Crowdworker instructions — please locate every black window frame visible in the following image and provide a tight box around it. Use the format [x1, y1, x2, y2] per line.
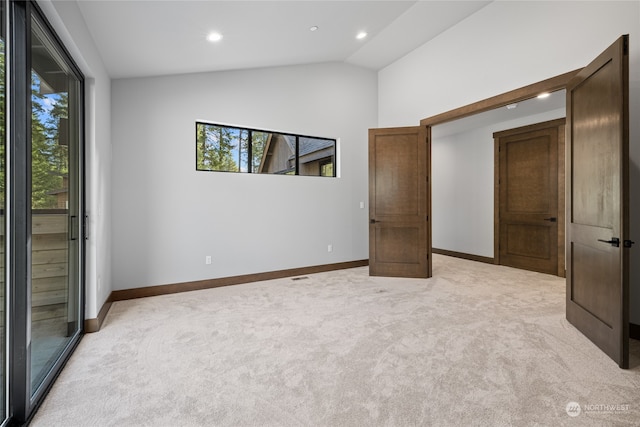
[7, 0, 86, 424]
[196, 122, 337, 177]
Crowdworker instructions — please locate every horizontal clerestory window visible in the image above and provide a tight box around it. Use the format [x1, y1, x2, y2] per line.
[196, 122, 337, 177]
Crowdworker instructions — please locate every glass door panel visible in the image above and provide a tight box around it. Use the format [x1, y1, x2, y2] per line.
[29, 13, 81, 394]
[0, 0, 6, 421]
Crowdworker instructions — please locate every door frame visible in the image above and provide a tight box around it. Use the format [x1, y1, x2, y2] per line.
[421, 69, 580, 266]
[493, 118, 566, 277]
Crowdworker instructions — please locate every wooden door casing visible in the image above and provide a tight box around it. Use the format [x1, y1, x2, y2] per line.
[369, 126, 431, 278]
[494, 119, 565, 276]
[566, 35, 629, 368]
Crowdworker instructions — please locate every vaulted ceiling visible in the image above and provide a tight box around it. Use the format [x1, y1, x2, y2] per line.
[76, 0, 492, 79]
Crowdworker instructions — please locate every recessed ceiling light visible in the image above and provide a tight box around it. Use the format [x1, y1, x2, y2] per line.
[537, 92, 550, 99]
[356, 31, 367, 40]
[506, 103, 518, 110]
[310, 26, 319, 32]
[207, 32, 223, 42]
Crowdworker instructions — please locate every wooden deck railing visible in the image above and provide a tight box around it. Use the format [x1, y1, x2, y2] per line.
[0, 212, 69, 325]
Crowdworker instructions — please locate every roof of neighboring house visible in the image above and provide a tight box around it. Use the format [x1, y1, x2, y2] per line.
[282, 135, 296, 153]
[299, 137, 334, 157]
[285, 136, 334, 161]
[260, 133, 335, 172]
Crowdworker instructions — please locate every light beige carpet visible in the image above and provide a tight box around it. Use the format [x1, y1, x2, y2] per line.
[31, 255, 640, 426]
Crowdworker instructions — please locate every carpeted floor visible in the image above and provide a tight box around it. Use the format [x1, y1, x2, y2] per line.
[31, 255, 640, 426]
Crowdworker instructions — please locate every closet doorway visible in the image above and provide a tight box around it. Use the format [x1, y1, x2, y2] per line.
[422, 35, 630, 368]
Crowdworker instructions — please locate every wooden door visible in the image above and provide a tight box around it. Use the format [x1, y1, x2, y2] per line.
[566, 35, 630, 368]
[368, 126, 431, 278]
[495, 119, 565, 276]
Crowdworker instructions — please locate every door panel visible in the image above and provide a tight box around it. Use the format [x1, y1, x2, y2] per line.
[506, 135, 553, 212]
[505, 224, 551, 258]
[571, 241, 615, 326]
[0, 1, 6, 421]
[495, 120, 562, 275]
[571, 63, 617, 228]
[372, 134, 419, 216]
[29, 11, 83, 394]
[375, 225, 421, 264]
[566, 35, 629, 368]
[369, 127, 430, 278]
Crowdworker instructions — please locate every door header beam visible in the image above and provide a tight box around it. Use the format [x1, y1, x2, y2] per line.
[420, 69, 582, 128]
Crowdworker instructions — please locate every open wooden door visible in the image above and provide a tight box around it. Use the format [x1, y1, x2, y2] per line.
[566, 35, 631, 368]
[369, 126, 431, 278]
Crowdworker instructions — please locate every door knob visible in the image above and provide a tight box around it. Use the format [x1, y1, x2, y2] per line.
[597, 237, 620, 247]
[543, 217, 557, 222]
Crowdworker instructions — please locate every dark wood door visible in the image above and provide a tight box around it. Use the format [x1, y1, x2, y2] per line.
[495, 119, 564, 275]
[566, 36, 630, 368]
[368, 126, 431, 278]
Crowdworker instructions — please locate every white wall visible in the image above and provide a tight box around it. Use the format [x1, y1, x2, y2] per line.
[432, 108, 565, 258]
[432, 126, 494, 257]
[38, 0, 112, 319]
[111, 63, 375, 290]
[379, 1, 640, 323]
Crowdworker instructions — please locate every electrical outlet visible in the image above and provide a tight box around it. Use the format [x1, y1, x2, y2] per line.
[328, 244, 333, 253]
[360, 201, 365, 209]
[205, 256, 212, 265]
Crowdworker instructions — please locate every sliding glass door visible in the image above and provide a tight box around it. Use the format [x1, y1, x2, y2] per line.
[29, 9, 82, 396]
[0, 0, 6, 423]
[2, 0, 85, 423]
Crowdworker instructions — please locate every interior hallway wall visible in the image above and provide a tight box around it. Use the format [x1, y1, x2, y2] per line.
[378, 1, 640, 324]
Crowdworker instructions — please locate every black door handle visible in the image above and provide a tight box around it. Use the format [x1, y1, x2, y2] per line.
[598, 237, 620, 247]
[370, 219, 379, 224]
[69, 216, 78, 241]
[543, 217, 557, 222]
